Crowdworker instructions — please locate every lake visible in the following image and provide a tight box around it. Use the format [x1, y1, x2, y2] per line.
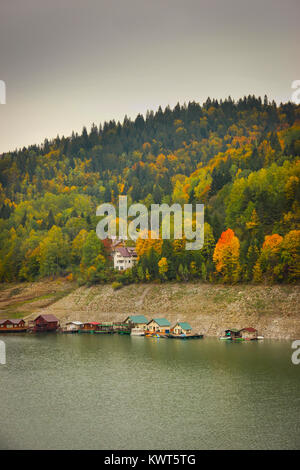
[0, 334, 299, 449]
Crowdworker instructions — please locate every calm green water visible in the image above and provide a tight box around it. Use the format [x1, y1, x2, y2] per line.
[0, 334, 299, 449]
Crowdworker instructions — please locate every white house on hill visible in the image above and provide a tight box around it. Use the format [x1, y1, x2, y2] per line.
[113, 246, 137, 271]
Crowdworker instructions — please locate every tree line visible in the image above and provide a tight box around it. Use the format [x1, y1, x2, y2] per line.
[0, 96, 299, 284]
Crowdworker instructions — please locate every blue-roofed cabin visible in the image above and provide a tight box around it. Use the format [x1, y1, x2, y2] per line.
[147, 318, 171, 334]
[171, 322, 192, 336]
[124, 315, 148, 330]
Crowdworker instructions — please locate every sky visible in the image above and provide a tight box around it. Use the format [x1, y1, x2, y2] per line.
[0, 0, 299, 153]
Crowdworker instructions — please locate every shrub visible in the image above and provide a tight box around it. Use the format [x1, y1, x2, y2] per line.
[112, 281, 122, 291]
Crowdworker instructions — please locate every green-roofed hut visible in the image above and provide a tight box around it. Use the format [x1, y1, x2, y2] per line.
[171, 321, 192, 336]
[147, 318, 171, 335]
[220, 328, 243, 341]
[225, 328, 240, 337]
[124, 315, 148, 330]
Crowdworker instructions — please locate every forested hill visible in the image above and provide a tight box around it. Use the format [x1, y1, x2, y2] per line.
[0, 96, 299, 285]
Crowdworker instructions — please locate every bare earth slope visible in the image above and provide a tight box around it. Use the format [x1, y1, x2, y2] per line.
[1, 281, 299, 339]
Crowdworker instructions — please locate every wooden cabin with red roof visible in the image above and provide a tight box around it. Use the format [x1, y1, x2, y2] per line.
[30, 314, 59, 332]
[0, 318, 26, 333]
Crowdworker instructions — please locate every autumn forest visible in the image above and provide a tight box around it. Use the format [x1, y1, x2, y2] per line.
[0, 96, 299, 286]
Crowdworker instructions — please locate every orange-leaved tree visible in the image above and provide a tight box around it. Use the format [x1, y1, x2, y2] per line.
[213, 228, 241, 283]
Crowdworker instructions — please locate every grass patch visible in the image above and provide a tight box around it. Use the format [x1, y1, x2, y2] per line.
[212, 289, 239, 304]
[0, 288, 75, 315]
[7, 289, 73, 307]
[0, 310, 32, 319]
[8, 287, 24, 297]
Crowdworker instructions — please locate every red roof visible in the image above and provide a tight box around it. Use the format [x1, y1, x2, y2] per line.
[115, 247, 137, 257]
[86, 321, 100, 325]
[241, 327, 257, 332]
[35, 314, 59, 323]
[0, 318, 25, 325]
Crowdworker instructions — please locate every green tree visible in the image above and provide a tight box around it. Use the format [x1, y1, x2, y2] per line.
[81, 231, 105, 268]
[38, 226, 70, 277]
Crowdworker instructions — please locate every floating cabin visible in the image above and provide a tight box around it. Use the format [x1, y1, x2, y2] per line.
[124, 315, 148, 331]
[239, 327, 258, 340]
[146, 318, 171, 335]
[78, 321, 100, 333]
[30, 314, 59, 333]
[113, 321, 131, 334]
[171, 322, 192, 336]
[95, 322, 114, 334]
[0, 318, 27, 333]
[62, 321, 83, 333]
[224, 328, 242, 339]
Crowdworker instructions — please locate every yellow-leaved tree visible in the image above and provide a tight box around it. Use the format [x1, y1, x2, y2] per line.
[158, 257, 168, 280]
[280, 230, 300, 281]
[135, 230, 163, 258]
[253, 233, 283, 282]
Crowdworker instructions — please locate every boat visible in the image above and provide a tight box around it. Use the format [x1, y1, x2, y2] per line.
[148, 332, 168, 338]
[257, 336, 264, 340]
[220, 328, 243, 341]
[219, 336, 244, 342]
[131, 328, 145, 336]
[168, 333, 204, 339]
[219, 336, 232, 341]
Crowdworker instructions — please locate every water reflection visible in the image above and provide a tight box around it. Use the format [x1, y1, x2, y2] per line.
[0, 334, 299, 449]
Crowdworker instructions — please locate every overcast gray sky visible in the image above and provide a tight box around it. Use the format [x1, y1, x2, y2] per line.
[0, 0, 299, 153]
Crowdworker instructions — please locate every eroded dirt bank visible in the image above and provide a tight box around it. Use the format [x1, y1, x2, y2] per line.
[1, 281, 299, 339]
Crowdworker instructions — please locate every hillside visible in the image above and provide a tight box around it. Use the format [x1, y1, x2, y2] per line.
[1, 280, 299, 339]
[0, 97, 299, 286]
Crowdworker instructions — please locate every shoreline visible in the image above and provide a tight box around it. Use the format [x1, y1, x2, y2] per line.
[1, 281, 299, 340]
